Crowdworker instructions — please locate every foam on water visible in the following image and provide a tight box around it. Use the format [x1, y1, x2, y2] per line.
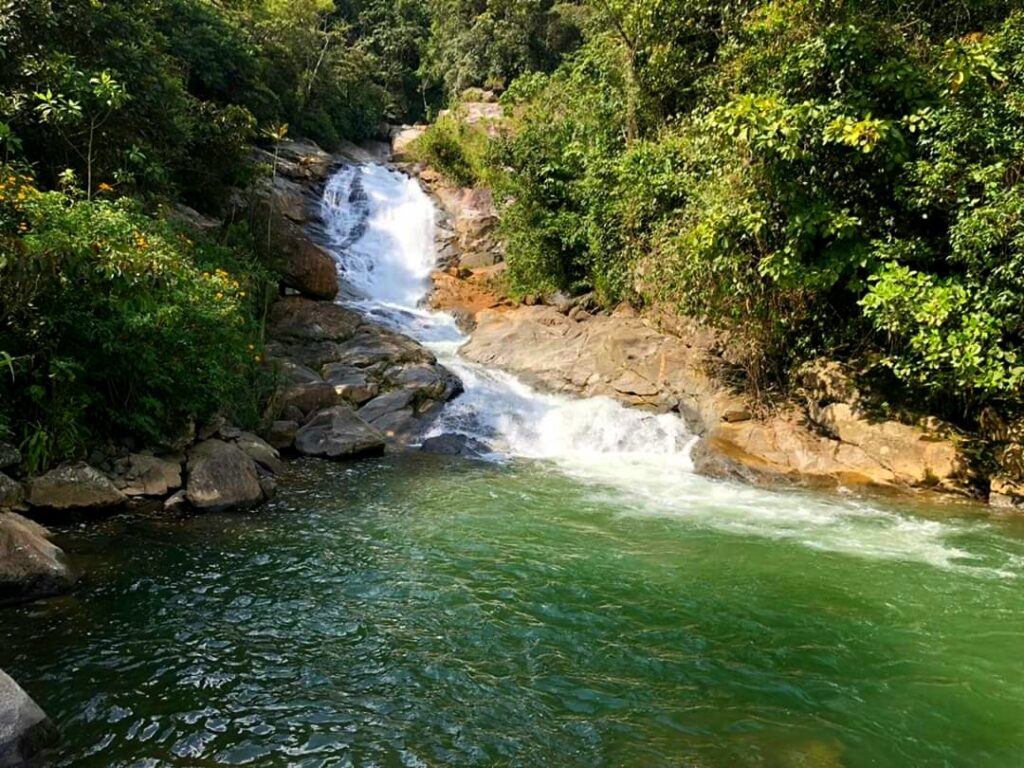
[318, 163, 1018, 577]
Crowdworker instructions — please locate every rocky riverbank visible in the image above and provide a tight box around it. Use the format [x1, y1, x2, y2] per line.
[393, 103, 1018, 507]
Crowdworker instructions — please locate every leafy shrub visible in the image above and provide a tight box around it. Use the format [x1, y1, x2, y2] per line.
[412, 114, 491, 187]
[0, 171, 268, 467]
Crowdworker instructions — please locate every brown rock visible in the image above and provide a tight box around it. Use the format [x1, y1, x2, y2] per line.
[185, 440, 265, 512]
[0, 512, 78, 606]
[119, 454, 182, 498]
[27, 463, 126, 511]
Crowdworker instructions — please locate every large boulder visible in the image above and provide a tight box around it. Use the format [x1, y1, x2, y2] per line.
[277, 228, 339, 301]
[185, 440, 265, 512]
[0, 670, 56, 768]
[0, 512, 77, 606]
[294, 406, 386, 460]
[26, 463, 126, 511]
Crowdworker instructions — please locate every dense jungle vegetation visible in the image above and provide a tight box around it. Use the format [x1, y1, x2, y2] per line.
[2, 0, 1023, 477]
[417, 0, 1024, 454]
[0, 0, 578, 470]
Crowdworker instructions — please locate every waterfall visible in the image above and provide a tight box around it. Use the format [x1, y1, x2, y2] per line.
[316, 163, 1012, 574]
[319, 163, 693, 464]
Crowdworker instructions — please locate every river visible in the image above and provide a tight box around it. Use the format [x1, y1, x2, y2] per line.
[3, 164, 1024, 767]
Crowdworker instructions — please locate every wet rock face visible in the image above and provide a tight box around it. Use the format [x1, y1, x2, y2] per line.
[0, 669, 57, 768]
[0, 512, 78, 606]
[185, 440, 266, 512]
[26, 463, 127, 511]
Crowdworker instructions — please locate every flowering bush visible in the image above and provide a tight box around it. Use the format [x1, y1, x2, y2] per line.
[0, 169, 267, 468]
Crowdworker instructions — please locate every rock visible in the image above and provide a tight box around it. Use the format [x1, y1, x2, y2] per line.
[989, 475, 1024, 509]
[420, 434, 491, 458]
[0, 512, 78, 606]
[294, 406, 386, 460]
[258, 475, 278, 500]
[722, 408, 752, 424]
[809, 402, 960, 484]
[0, 445, 19, 471]
[432, 186, 501, 269]
[0, 669, 57, 768]
[463, 304, 966, 493]
[277, 406, 302, 425]
[385, 364, 451, 401]
[276, 360, 323, 386]
[357, 390, 415, 425]
[268, 298, 361, 343]
[168, 203, 221, 234]
[264, 175, 311, 223]
[391, 124, 427, 160]
[164, 490, 188, 512]
[279, 232, 339, 301]
[0, 475, 23, 510]
[27, 463, 126, 511]
[279, 381, 343, 418]
[266, 421, 299, 451]
[234, 433, 285, 475]
[198, 414, 228, 441]
[251, 139, 334, 183]
[119, 454, 182, 498]
[185, 440, 265, 512]
[322, 365, 380, 405]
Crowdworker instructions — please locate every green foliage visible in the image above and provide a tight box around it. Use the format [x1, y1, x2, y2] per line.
[0, 170, 268, 468]
[483, 0, 1024, 421]
[411, 114, 491, 187]
[423, 0, 585, 97]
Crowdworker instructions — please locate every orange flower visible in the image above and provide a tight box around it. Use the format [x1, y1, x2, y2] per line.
[97, 182, 115, 193]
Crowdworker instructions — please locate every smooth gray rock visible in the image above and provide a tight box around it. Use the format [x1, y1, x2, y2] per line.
[0, 669, 56, 767]
[322, 365, 379, 405]
[357, 390, 415, 425]
[0, 512, 78, 606]
[294, 406, 386, 460]
[26, 463, 126, 511]
[185, 440, 265, 512]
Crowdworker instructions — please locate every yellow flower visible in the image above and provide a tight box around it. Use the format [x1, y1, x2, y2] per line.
[239, 291, 246, 298]
[97, 182, 114, 193]
[215, 292, 224, 300]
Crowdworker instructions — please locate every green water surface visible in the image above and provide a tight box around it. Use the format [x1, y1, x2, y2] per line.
[3, 455, 1024, 767]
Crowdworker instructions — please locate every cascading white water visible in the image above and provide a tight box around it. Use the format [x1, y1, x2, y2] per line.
[318, 163, 1016, 576]
[321, 163, 692, 463]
